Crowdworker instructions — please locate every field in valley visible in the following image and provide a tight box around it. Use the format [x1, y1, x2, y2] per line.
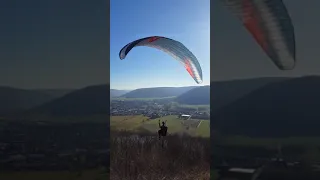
[110, 115, 210, 137]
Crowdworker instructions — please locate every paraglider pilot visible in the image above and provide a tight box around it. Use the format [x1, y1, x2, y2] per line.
[158, 120, 168, 140]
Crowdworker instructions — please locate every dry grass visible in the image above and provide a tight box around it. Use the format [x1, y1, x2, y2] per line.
[110, 130, 210, 180]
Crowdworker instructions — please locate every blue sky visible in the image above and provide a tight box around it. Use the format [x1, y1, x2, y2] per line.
[110, 0, 210, 90]
[2, 0, 318, 89]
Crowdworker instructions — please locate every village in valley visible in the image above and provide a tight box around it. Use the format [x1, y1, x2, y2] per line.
[110, 99, 210, 133]
[110, 99, 210, 119]
[0, 120, 109, 174]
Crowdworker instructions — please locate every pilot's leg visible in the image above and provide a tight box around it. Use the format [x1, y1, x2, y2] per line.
[158, 130, 161, 140]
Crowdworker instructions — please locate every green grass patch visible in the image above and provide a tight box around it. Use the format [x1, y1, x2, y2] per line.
[142, 115, 183, 134]
[211, 169, 219, 180]
[196, 120, 210, 137]
[112, 96, 176, 101]
[110, 115, 145, 131]
[111, 115, 210, 137]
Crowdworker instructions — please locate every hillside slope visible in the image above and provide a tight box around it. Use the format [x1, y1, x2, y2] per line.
[0, 86, 58, 115]
[121, 86, 196, 98]
[110, 89, 130, 98]
[26, 84, 109, 117]
[175, 86, 210, 105]
[212, 76, 320, 137]
[210, 77, 289, 113]
[34, 89, 75, 99]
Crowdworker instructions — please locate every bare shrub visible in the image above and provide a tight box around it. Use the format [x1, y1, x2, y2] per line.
[110, 130, 210, 180]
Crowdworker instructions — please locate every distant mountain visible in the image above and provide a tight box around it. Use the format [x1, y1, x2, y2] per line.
[210, 77, 289, 113]
[0, 86, 57, 116]
[26, 84, 109, 117]
[110, 89, 130, 98]
[34, 89, 75, 99]
[212, 76, 320, 138]
[176, 86, 210, 105]
[121, 86, 196, 98]
[159, 77, 285, 106]
[7, 76, 293, 119]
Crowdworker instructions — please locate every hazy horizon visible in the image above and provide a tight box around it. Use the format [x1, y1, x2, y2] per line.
[1, 74, 314, 90]
[111, 74, 316, 90]
[1, 73, 317, 90]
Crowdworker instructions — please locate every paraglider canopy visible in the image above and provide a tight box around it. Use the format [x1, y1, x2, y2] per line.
[119, 36, 203, 84]
[221, 0, 296, 70]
